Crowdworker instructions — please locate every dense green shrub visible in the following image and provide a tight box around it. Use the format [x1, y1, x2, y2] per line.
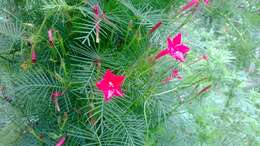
[0, 0, 259, 145]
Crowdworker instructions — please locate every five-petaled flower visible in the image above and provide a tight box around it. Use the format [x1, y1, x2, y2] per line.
[96, 70, 125, 102]
[182, 0, 209, 11]
[155, 33, 190, 62]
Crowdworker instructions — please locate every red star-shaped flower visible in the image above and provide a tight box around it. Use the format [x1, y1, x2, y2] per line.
[96, 69, 125, 102]
[182, 0, 209, 11]
[155, 33, 190, 62]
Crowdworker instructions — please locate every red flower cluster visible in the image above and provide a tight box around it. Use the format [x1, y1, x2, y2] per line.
[155, 33, 190, 83]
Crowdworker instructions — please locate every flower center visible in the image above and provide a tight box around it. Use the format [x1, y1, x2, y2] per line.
[108, 82, 114, 87]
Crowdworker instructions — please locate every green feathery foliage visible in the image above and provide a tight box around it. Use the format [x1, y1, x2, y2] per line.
[0, 0, 259, 146]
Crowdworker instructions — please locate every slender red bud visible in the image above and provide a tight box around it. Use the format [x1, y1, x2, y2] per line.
[201, 55, 209, 61]
[31, 50, 37, 63]
[48, 29, 54, 48]
[52, 91, 63, 98]
[56, 136, 66, 146]
[51, 92, 63, 112]
[161, 69, 182, 84]
[197, 85, 212, 95]
[149, 21, 162, 34]
[182, 0, 199, 11]
[93, 4, 100, 43]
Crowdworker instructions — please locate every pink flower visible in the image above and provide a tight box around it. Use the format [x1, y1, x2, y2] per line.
[155, 33, 190, 62]
[162, 69, 182, 83]
[48, 29, 54, 48]
[96, 70, 125, 102]
[31, 50, 37, 63]
[182, 0, 209, 11]
[149, 21, 162, 34]
[93, 4, 100, 43]
[56, 136, 66, 146]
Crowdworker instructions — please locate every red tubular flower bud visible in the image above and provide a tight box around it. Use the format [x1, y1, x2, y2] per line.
[51, 91, 63, 112]
[56, 136, 66, 146]
[48, 29, 54, 48]
[93, 4, 100, 43]
[201, 55, 209, 61]
[198, 85, 212, 96]
[149, 21, 162, 34]
[31, 50, 37, 63]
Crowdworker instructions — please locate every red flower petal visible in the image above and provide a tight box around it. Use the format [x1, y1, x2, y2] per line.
[111, 75, 125, 87]
[173, 51, 185, 62]
[104, 89, 114, 102]
[155, 49, 169, 60]
[103, 69, 113, 81]
[174, 44, 190, 54]
[173, 33, 182, 46]
[96, 80, 107, 90]
[167, 37, 174, 49]
[114, 88, 124, 96]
